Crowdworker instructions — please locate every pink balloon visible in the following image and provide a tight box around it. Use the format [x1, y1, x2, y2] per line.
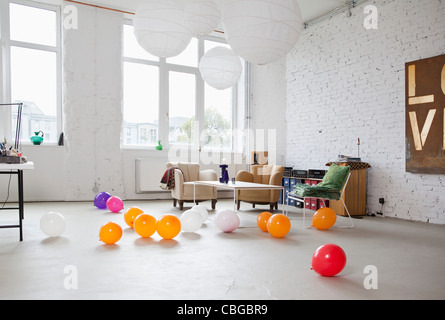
[106, 196, 124, 213]
[214, 210, 240, 233]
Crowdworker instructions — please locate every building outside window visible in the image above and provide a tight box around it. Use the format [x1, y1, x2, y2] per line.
[122, 21, 245, 152]
[0, 0, 62, 145]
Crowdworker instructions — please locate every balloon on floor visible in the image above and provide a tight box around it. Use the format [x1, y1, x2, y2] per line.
[99, 222, 123, 245]
[214, 209, 240, 233]
[311, 244, 347, 277]
[267, 214, 291, 238]
[40, 212, 66, 238]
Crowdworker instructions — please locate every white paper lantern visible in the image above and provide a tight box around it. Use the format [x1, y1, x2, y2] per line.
[134, 0, 192, 58]
[184, 0, 221, 36]
[221, 0, 303, 65]
[199, 46, 242, 90]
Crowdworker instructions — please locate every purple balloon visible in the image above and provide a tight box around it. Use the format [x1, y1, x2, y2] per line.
[94, 192, 111, 209]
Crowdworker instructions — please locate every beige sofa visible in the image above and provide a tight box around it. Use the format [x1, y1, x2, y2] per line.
[235, 165, 284, 212]
[166, 162, 218, 210]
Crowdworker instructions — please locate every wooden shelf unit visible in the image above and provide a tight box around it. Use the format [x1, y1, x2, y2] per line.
[326, 162, 371, 217]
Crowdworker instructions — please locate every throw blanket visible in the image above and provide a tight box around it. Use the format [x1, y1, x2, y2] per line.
[160, 167, 181, 191]
[292, 183, 341, 200]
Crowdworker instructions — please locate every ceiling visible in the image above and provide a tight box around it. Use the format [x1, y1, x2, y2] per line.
[37, 0, 350, 23]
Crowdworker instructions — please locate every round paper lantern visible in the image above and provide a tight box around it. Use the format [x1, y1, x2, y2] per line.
[184, 0, 220, 36]
[221, 0, 303, 65]
[199, 46, 242, 90]
[134, 0, 192, 58]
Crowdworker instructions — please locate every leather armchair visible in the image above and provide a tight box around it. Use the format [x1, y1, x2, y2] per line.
[166, 162, 218, 210]
[236, 165, 284, 212]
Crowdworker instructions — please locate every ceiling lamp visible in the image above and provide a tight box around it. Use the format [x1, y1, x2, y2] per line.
[184, 0, 221, 36]
[221, 0, 303, 65]
[133, 0, 192, 58]
[199, 46, 242, 90]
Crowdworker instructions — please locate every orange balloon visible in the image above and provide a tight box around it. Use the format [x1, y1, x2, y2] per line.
[267, 214, 291, 238]
[134, 214, 157, 238]
[124, 206, 144, 228]
[257, 212, 273, 232]
[157, 215, 181, 240]
[99, 222, 123, 245]
[312, 207, 337, 230]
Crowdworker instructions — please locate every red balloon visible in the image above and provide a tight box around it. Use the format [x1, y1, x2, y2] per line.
[311, 244, 347, 277]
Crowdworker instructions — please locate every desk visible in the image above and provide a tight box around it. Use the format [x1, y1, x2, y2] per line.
[193, 181, 285, 215]
[0, 161, 34, 241]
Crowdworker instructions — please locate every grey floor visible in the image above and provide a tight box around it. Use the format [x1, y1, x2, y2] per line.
[0, 199, 444, 300]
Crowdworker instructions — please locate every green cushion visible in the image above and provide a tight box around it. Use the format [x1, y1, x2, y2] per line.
[318, 163, 350, 190]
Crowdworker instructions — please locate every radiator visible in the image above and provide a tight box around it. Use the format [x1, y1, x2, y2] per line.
[135, 158, 167, 193]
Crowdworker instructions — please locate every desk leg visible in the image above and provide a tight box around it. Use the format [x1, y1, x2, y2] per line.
[18, 170, 24, 220]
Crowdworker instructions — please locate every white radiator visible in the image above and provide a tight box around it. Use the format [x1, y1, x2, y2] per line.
[135, 158, 167, 193]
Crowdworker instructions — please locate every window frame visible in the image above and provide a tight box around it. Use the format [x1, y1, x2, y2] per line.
[122, 19, 242, 153]
[0, 0, 62, 146]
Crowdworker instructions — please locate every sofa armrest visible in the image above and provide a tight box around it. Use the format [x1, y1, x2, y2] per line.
[173, 169, 185, 196]
[236, 170, 253, 183]
[199, 169, 218, 181]
[269, 172, 283, 186]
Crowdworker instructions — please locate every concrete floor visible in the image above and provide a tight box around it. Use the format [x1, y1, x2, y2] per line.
[0, 199, 444, 300]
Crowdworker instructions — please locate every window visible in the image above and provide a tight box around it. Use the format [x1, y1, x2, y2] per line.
[122, 24, 160, 147]
[122, 21, 245, 151]
[1, 1, 62, 145]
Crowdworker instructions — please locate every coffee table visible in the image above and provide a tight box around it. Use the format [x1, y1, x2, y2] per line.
[193, 180, 285, 215]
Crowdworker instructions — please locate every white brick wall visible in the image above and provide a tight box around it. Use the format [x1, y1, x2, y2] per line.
[286, 0, 445, 223]
[63, 5, 125, 201]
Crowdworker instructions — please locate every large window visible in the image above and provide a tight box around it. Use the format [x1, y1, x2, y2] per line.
[0, 1, 61, 145]
[122, 21, 244, 151]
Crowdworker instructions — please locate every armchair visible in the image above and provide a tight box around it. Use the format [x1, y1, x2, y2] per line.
[235, 165, 284, 212]
[166, 162, 218, 210]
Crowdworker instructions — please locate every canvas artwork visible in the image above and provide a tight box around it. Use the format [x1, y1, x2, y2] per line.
[405, 54, 445, 174]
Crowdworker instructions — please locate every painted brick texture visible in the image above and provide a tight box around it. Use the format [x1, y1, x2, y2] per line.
[286, 0, 445, 223]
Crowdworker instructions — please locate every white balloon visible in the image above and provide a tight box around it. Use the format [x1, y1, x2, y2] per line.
[40, 212, 66, 237]
[192, 205, 209, 222]
[181, 209, 203, 232]
[214, 209, 240, 233]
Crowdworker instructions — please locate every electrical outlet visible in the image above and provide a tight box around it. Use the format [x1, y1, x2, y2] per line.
[379, 198, 385, 204]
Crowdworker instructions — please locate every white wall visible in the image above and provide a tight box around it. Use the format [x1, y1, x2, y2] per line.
[285, 0, 445, 223]
[1, 4, 246, 204]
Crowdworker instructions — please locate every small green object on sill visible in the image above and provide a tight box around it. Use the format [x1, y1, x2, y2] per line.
[156, 140, 163, 150]
[30, 131, 44, 146]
